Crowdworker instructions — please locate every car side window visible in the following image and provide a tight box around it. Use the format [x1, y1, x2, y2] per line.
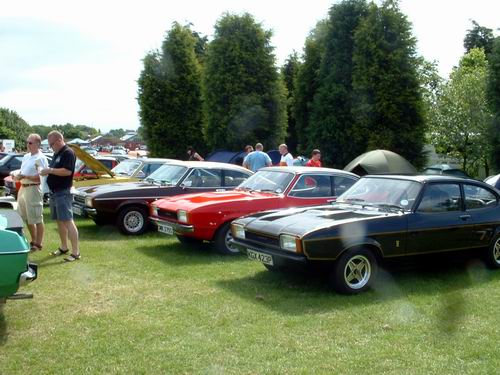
[463, 184, 497, 209]
[10, 157, 23, 169]
[417, 184, 461, 213]
[224, 170, 249, 187]
[183, 168, 222, 188]
[332, 176, 358, 196]
[289, 175, 332, 198]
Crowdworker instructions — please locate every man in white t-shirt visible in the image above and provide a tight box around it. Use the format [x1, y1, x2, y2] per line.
[279, 144, 294, 166]
[14, 133, 49, 251]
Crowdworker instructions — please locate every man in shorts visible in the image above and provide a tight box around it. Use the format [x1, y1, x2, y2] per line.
[15, 133, 48, 251]
[40, 131, 80, 262]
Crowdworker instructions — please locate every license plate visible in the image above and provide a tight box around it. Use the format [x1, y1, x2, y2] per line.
[72, 205, 83, 216]
[247, 249, 273, 266]
[158, 223, 174, 235]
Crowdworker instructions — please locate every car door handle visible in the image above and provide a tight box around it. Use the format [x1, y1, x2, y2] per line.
[460, 214, 471, 221]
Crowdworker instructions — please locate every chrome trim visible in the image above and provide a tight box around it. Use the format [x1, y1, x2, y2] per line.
[150, 217, 194, 233]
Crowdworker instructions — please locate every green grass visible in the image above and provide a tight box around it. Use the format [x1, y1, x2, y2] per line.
[2, 210, 500, 374]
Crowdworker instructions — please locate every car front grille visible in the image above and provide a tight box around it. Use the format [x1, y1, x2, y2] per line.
[245, 231, 280, 248]
[158, 209, 176, 220]
[74, 195, 85, 205]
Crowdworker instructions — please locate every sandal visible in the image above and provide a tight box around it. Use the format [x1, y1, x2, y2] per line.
[30, 243, 43, 252]
[64, 253, 81, 262]
[50, 248, 69, 256]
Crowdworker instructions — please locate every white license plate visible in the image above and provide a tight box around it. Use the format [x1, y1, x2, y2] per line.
[72, 205, 83, 216]
[247, 249, 273, 266]
[158, 223, 174, 235]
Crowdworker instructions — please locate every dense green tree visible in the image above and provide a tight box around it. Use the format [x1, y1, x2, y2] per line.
[429, 49, 493, 176]
[138, 22, 204, 158]
[488, 37, 500, 172]
[0, 108, 31, 148]
[106, 128, 127, 138]
[308, 0, 368, 167]
[352, 0, 426, 167]
[203, 13, 286, 150]
[464, 20, 495, 56]
[281, 52, 300, 154]
[294, 20, 328, 155]
[416, 57, 443, 131]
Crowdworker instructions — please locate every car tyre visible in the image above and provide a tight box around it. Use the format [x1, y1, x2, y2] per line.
[485, 234, 500, 269]
[214, 222, 240, 255]
[117, 206, 148, 235]
[330, 247, 377, 294]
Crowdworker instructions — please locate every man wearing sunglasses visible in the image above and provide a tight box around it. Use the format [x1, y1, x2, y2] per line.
[40, 131, 80, 262]
[14, 133, 49, 251]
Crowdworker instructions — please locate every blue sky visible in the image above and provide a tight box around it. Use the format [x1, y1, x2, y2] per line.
[1, 0, 498, 132]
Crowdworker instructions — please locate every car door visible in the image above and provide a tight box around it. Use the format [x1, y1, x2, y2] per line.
[407, 182, 472, 254]
[284, 174, 335, 208]
[462, 183, 500, 249]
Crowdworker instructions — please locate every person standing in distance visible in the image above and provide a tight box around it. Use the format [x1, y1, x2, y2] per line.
[40, 131, 80, 262]
[187, 146, 204, 161]
[306, 149, 322, 167]
[243, 143, 272, 172]
[279, 144, 294, 166]
[15, 133, 48, 251]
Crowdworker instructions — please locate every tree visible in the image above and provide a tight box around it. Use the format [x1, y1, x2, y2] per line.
[488, 37, 500, 171]
[308, 0, 368, 167]
[203, 13, 287, 150]
[429, 48, 493, 176]
[0, 108, 31, 148]
[294, 20, 328, 154]
[281, 52, 300, 154]
[138, 22, 204, 158]
[106, 128, 127, 138]
[352, 0, 426, 167]
[416, 57, 444, 130]
[464, 20, 495, 56]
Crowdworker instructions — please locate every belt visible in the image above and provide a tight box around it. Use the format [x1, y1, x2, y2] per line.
[21, 183, 40, 187]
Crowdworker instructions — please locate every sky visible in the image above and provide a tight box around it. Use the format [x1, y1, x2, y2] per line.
[1, 0, 499, 132]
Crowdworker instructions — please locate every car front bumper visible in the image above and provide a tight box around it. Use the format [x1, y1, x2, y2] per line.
[150, 217, 194, 234]
[231, 238, 308, 265]
[71, 203, 97, 218]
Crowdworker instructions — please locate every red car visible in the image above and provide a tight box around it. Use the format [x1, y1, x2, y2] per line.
[150, 166, 359, 254]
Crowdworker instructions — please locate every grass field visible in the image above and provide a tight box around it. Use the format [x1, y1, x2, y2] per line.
[1, 210, 500, 374]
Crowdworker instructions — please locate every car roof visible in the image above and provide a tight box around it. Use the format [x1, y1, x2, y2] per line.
[362, 174, 482, 184]
[167, 160, 252, 173]
[258, 166, 358, 178]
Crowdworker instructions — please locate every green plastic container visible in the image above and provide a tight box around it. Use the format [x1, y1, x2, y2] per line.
[0, 210, 33, 301]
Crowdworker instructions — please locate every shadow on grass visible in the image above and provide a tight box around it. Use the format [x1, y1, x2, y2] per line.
[216, 253, 500, 317]
[0, 309, 7, 346]
[135, 242, 248, 266]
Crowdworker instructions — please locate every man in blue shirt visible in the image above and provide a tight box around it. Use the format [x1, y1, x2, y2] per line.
[243, 143, 272, 172]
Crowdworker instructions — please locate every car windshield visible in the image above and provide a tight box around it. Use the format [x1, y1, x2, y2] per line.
[111, 159, 142, 176]
[146, 164, 188, 185]
[237, 170, 294, 194]
[337, 177, 422, 210]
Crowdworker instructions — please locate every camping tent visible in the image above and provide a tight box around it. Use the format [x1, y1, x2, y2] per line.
[344, 149, 417, 176]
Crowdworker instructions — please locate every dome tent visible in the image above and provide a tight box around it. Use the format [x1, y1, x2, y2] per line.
[344, 149, 417, 176]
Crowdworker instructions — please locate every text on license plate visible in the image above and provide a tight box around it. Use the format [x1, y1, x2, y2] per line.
[72, 206, 83, 216]
[247, 249, 273, 266]
[158, 223, 174, 235]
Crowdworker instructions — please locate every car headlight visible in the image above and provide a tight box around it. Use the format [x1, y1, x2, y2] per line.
[177, 210, 188, 223]
[85, 196, 94, 208]
[232, 223, 245, 240]
[280, 234, 300, 253]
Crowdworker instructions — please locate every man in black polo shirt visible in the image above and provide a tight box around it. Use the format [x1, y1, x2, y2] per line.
[40, 131, 80, 262]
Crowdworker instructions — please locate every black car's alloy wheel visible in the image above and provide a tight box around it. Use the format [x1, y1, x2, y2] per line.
[330, 248, 377, 294]
[214, 222, 240, 255]
[485, 234, 500, 269]
[117, 206, 148, 235]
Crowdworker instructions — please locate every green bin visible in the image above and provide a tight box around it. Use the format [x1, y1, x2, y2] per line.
[0, 210, 37, 303]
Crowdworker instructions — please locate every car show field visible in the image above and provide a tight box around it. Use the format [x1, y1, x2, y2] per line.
[2, 210, 500, 374]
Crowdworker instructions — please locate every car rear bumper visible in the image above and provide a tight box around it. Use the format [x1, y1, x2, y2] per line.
[150, 217, 194, 234]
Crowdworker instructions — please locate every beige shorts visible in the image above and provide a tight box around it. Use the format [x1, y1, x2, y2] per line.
[17, 185, 44, 225]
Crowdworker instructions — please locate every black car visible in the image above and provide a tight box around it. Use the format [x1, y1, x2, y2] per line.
[0, 153, 24, 187]
[72, 161, 253, 235]
[231, 175, 500, 294]
[423, 164, 472, 179]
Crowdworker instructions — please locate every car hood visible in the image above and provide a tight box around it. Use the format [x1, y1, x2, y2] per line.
[68, 144, 114, 177]
[242, 204, 404, 238]
[155, 189, 279, 211]
[77, 181, 169, 196]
